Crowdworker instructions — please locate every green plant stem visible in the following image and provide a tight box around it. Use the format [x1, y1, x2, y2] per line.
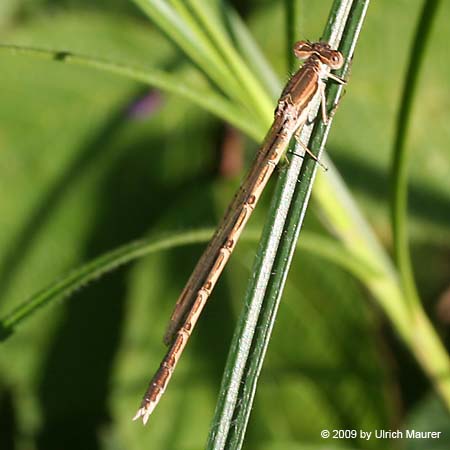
[316, 158, 450, 410]
[130, 0, 244, 105]
[0, 229, 369, 340]
[314, 0, 450, 410]
[412, 303, 450, 404]
[130, 0, 266, 130]
[182, 0, 274, 120]
[0, 230, 210, 335]
[0, 43, 261, 140]
[390, 0, 441, 308]
[207, 1, 362, 449]
[222, 6, 281, 100]
[167, 0, 267, 123]
[387, 0, 450, 405]
[284, 0, 302, 73]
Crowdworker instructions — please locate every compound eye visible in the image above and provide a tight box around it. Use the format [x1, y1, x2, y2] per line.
[330, 52, 343, 69]
[293, 40, 313, 60]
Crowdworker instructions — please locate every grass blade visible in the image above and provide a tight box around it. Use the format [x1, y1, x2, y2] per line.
[0, 43, 261, 139]
[130, 0, 256, 117]
[0, 230, 212, 340]
[300, 0, 450, 411]
[182, 0, 274, 121]
[0, 227, 369, 341]
[283, 0, 302, 73]
[221, 6, 281, 100]
[206, 1, 362, 448]
[390, 0, 442, 307]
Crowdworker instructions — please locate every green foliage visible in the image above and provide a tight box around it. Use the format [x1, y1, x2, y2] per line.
[0, 1, 449, 449]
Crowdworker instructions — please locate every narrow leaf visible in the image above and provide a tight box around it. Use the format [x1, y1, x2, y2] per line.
[0, 227, 370, 341]
[0, 43, 261, 139]
[221, 6, 281, 100]
[183, 0, 274, 121]
[390, 0, 442, 306]
[130, 0, 254, 115]
[207, 1, 365, 449]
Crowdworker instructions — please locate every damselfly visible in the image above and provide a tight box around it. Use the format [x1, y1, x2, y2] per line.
[133, 40, 345, 425]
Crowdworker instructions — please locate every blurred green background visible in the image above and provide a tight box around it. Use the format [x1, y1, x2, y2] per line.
[1, 1, 449, 449]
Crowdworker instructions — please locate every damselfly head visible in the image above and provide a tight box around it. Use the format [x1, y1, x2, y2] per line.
[317, 47, 344, 69]
[293, 41, 344, 70]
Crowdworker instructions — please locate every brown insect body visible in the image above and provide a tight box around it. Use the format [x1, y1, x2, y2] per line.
[133, 41, 344, 425]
